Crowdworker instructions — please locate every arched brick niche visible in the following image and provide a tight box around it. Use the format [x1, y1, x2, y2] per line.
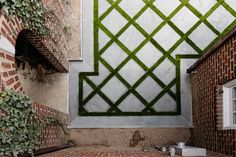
[19, 29, 69, 73]
[0, 13, 69, 114]
[0, 11, 69, 89]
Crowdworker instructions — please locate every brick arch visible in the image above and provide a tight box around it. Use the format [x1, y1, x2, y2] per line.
[17, 29, 68, 72]
[0, 12, 69, 72]
[0, 14, 22, 47]
[0, 14, 23, 92]
[0, 13, 68, 92]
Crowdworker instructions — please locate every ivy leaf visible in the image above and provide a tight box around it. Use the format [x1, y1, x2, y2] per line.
[0, 90, 61, 157]
[12, 150, 18, 157]
[0, 0, 5, 4]
[2, 6, 9, 15]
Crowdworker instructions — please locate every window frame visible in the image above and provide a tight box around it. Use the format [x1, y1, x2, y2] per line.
[223, 79, 236, 129]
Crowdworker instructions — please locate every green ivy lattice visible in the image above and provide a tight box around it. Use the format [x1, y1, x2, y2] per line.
[78, 0, 236, 116]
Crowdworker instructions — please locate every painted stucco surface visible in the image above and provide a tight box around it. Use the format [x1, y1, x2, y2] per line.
[69, 0, 236, 128]
[18, 70, 69, 114]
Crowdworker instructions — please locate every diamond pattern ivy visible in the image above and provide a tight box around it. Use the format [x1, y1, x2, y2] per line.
[79, 0, 236, 116]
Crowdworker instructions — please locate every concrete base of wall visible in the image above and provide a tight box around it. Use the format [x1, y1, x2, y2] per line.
[69, 128, 191, 148]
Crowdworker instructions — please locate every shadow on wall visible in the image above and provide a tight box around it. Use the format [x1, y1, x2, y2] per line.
[15, 30, 57, 83]
[14, 30, 69, 114]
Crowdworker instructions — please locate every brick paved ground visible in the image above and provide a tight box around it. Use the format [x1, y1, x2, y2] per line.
[38, 147, 230, 157]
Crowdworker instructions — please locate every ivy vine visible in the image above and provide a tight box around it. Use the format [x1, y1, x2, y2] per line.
[0, 0, 49, 36]
[0, 90, 60, 157]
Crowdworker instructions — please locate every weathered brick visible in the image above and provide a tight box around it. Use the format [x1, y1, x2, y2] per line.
[2, 20, 11, 34]
[6, 35, 15, 46]
[5, 54, 15, 62]
[1, 63, 12, 69]
[13, 81, 21, 90]
[1, 27, 6, 36]
[19, 87, 23, 92]
[6, 78, 14, 86]
[0, 52, 5, 58]
[9, 23, 14, 33]
[14, 76, 19, 81]
[11, 63, 16, 68]
[8, 70, 17, 76]
[31, 102, 68, 150]
[14, 17, 21, 29]
[2, 72, 8, 77]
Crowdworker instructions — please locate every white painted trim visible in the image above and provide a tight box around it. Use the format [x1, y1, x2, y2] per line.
[224, 79, 236, 87]
[222, 79, 236, 129]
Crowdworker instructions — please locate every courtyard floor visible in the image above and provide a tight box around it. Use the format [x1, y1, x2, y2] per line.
[38, 147, 230, 157]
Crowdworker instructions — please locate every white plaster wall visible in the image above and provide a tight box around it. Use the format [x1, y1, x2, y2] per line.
[18, 69, 69, 114]
[0, 36, 15, 55]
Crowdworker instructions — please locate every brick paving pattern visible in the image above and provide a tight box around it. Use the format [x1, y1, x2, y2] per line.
[38, 148, 230, 157]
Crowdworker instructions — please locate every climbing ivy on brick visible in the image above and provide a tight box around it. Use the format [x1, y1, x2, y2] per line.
[0, 0, 50, 36]
[0, 90, 60, 157]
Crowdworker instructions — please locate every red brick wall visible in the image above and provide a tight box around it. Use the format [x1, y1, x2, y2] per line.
[33, 102, 68, 149]
[215, 85, 224, 130]
[0, 14, 22, 46]
[0, 101, 68, 152]
[0, 50, 23, 92]
[191, 33, 236, 156]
